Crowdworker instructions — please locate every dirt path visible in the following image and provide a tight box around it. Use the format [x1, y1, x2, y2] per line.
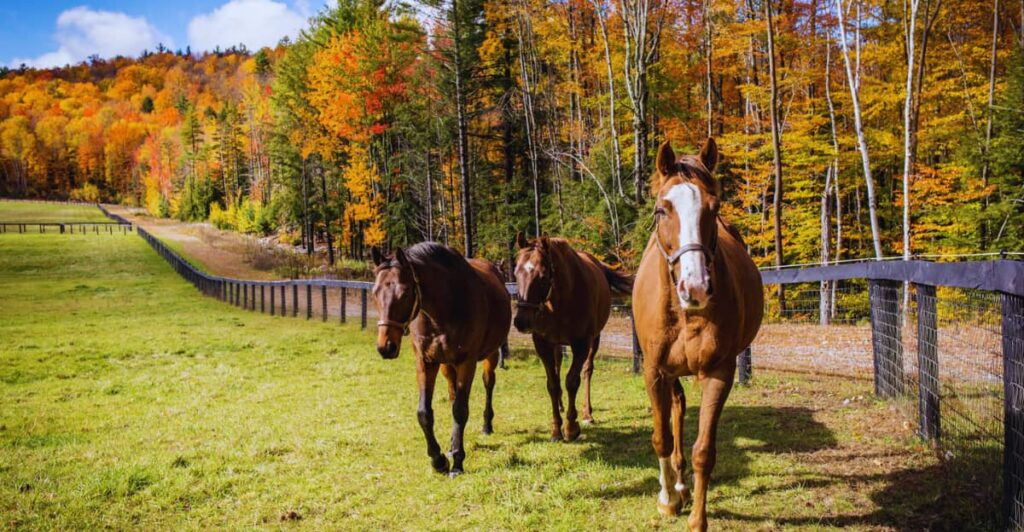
[104, 205, 279, 281]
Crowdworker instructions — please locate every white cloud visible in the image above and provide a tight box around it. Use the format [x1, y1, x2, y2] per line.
[188, 0, 306, 53]
[9, 7, 172, 68]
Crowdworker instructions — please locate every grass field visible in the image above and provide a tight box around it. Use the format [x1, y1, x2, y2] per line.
[0, 228, 1000, 530]
[0, 201, 110, 223]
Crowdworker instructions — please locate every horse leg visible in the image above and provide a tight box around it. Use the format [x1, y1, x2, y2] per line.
[481, 351, 498, 435]
[671, 378, 690, 503]
[533, 334, 563, 441]
[440, 363, 457, 402]
[688, 369, 734, 532]
[563, 338, 591, 442]
[645, 366, 681, 516]
[416, 358, 448, 474]
[581, 335, 599, 424]
[447, 359, 477, 477]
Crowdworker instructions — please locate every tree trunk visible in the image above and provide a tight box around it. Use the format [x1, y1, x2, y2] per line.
[318, 158, 335, 266]
[452, 0, 474, 257]
[591, 0, 624, 197]
[902, 0, 920, 261]
[705, 0, 715, 138]
[835, 0, 884, 259]
[766, 0, 786, 310]
[981, 0, 1000, 249]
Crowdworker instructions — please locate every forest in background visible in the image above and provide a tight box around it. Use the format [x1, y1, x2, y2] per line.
[1, 0, 1023, 271]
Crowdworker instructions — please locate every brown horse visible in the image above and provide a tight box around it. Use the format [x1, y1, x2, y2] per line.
[632, 138, 763, 531]
[371, 242, 511, 477]
[513, 234, 632, 442]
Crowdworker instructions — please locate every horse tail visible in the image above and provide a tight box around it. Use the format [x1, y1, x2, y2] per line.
[597, 261, 634, 295]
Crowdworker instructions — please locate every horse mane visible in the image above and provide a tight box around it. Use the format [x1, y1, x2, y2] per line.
[404, 241, 475, 277]
[675, 155, 721, 197]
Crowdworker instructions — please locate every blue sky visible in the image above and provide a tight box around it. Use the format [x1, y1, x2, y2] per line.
[1, 0, 328, 68]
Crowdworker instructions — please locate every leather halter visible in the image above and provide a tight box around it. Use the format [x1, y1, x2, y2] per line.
[515, 254, 555, 310]
[376, 263, 423, 335]
[653, 208, 719, 288]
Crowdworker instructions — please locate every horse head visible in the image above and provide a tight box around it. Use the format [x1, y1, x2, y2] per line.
[371, 247, 421, 359]
[512, 232, 555, 333]
[649, 138, 721, 310]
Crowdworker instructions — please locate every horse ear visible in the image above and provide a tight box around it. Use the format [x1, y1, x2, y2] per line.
[371, 247, 383, 266]
[515, 231, 530, 249]
[652, 141, 676, 197]
[394, 247, 408, 268]
[700, 137, 719, 173]
[656, 141, 676, 177]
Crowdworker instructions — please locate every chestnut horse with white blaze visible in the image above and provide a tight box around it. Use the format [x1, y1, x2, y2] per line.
[633, 138, 763, 531]
[513, 234, 633, 441]
[371, 243, 511, 477]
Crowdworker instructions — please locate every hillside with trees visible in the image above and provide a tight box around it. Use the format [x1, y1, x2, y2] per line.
[1, 0, 1022, 269]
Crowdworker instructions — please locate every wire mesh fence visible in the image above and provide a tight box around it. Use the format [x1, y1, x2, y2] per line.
[760, 278, 1017, 528]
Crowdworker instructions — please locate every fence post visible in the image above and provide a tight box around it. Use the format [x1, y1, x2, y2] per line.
[916, 284, 940, 441]
[292, 284, 298, 317]
[630, 309, 641, 375]
[361, 288, 368, 330]
[499, 341, 509, 370]
[243, 282, 248, 309]
[869, 280, 905, 398]
[270, 285, 276, 315]
[321, 285, 327, 322]
[280, 285, 286, 316]
[341, 287, 347, 323]
[306, 284, 312, 320]
[261, 285, 265, 313]
[1003, 292, 1024, 529]
[738, 347, 752, 385]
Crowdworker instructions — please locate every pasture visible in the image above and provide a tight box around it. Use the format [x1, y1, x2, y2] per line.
[0, 228, 993, 529]
[0, 200, 111, 223]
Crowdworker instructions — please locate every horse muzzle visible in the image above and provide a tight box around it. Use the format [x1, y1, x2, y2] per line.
[677, 279, 712, 309]
[377, 339, 400, 359]
[513, 312, 534, 333]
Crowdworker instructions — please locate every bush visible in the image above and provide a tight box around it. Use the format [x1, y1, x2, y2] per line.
[70, 183, 101, 203]
[207, 198, 277, 236]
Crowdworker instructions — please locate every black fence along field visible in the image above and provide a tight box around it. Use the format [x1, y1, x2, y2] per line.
[128, 226, 1024, 529]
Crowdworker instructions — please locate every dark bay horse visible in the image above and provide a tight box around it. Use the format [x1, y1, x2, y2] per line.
[513, 234, 632, 442]
[371, 242, 511, 477]
[633, 138, 763, 531]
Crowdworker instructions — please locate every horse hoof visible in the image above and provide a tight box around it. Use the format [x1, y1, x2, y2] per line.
[657, 498, 683, 517]
[448, 468, 464, 479]
[564, 423, 581, 442]
[431, 455, 450, 474]
[550, 434, 563, 443]
[581, 417, 595, 425]
[687, 514, 707, 532]
[481, 425, 493, 435]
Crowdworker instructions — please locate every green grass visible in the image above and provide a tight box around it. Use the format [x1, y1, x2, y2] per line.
[0, 200, 110, 223]
[0, 229, 999, 530]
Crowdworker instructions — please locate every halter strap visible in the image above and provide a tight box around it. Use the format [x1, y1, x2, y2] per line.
[653, 214, 719, 288]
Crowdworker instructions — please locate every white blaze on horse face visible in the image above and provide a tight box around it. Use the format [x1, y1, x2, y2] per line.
[663, 182, 710, 307]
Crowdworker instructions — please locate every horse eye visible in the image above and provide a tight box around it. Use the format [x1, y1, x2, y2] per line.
[654, 206, 666, 216]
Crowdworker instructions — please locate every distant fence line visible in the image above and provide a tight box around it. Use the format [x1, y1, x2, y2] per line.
[0, 202, 133, 234]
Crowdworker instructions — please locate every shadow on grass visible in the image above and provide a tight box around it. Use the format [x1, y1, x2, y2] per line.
[581, 402, 1002, 529]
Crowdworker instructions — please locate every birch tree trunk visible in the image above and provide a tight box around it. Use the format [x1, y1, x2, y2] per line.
[766, 0, 786, 310]
[836, 0, 884, 259]
[452, 0, 474, 257]
[981, 0, 1000, 249]
[591, 0, 624, 197]
[902, 0, 920, 262]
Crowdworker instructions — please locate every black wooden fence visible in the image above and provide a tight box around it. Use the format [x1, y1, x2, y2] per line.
[0, 203, 133, 234]
[761, 259, 1024, 530]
